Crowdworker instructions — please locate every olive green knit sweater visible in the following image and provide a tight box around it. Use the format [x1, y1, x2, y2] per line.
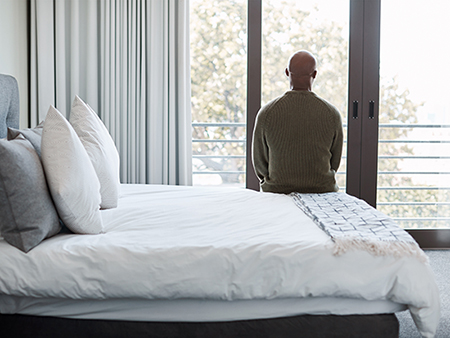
[252, 90, 343, 194]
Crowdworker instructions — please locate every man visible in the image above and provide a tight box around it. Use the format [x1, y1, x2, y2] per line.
[252, 50, 343, 194]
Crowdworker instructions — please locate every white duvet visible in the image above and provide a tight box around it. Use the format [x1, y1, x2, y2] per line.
[0, 184, 440, 337]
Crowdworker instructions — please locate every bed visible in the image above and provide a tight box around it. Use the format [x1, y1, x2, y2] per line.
[0, 98, 441, 338]
[0, 183, 441, 337]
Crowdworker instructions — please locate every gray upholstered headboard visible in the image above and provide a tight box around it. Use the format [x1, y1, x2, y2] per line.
[0, 74, 20, 138]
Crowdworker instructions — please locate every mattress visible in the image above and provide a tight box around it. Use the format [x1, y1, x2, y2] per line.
[0, 295, 406, 321]
[0, 184, 440, 337]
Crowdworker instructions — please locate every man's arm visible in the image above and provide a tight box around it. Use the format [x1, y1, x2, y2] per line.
[330, 113, 344, 171]
[252, 111, 269, 185]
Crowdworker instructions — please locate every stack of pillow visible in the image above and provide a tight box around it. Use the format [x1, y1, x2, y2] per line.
[0, 96, 120, 253]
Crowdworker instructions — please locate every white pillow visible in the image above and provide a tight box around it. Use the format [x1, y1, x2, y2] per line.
[41, 105, 104, 234]
[69, 96, 120, 209]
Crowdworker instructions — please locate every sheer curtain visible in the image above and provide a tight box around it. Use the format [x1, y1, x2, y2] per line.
[30, 0, 192, 185]
[29, 0, 99, 124]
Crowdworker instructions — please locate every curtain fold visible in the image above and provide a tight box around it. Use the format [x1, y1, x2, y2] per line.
[30, 0, 192, 185]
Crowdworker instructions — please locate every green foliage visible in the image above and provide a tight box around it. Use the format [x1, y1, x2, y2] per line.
[261, 1, 348, 116]
[190, 0, 247, 125]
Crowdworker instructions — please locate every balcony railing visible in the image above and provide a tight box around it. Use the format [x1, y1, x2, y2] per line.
[376, 123, 450, 227]
[192, 122, 247, 179]
[192, 122, 450, 228]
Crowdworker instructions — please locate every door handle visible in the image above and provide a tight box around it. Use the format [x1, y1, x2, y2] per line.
[369, 100, 375, 119]
[352, 100, 358, 119]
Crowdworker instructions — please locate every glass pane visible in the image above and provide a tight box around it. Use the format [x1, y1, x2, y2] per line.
[190, 0, 247, 187]
[261, 0, 350, 192]
[378, 0, 450, 228]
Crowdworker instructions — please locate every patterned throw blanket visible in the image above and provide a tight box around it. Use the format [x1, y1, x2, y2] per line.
[291, 192, 428, 263]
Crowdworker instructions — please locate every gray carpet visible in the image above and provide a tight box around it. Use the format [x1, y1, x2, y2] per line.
[397, 250, 449, 337]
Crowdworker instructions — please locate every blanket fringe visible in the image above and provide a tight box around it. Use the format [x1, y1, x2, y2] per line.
[333, 237, 429, 264]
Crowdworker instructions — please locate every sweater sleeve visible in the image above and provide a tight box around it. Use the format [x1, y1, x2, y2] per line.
[251, 109, 269, 185]
[330, 112, 343, 171]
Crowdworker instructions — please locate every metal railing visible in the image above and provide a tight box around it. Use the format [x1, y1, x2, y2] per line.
[375, 124, 450, 227]
[192, 122, 450, 228]
[192, 122, 247, 177]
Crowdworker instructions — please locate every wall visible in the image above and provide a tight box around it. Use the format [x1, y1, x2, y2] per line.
[0, 0, 28, 128]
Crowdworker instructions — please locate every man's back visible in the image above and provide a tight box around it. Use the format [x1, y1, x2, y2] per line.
[252, 90, 343, 194]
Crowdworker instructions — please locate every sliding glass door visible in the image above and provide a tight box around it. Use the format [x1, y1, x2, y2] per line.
[190, 0, 247, 187]
[376, 0, 450, 245]
[261, 0, 350, 192]
[191, 0, 450, 247]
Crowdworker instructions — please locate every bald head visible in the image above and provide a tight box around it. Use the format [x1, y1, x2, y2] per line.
[285, 50, 317, 91]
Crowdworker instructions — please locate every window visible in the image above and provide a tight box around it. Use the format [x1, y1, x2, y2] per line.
[190, 0, 248, 187]
[190, 0, 450, 247]
[261, 0, 350, 191]
[377, 0, 450, 230]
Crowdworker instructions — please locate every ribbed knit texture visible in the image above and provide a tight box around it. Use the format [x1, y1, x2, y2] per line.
[252, 90, 343, 194]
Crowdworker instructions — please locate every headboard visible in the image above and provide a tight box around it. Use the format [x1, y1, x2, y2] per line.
[0, 74, 20, 138]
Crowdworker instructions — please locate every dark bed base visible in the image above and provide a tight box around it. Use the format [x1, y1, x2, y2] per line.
[0, 313, 398, 338]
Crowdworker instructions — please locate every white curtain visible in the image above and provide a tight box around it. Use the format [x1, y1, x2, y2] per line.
[30, 0, 99, 123]
[30, 0, 192, 185]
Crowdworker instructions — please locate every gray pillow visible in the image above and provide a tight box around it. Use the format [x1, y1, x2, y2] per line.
[0, 134, 61, 252]
[7, 122, 44, 158]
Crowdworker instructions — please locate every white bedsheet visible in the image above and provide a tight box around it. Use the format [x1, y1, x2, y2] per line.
[0, 184, 440, 337]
